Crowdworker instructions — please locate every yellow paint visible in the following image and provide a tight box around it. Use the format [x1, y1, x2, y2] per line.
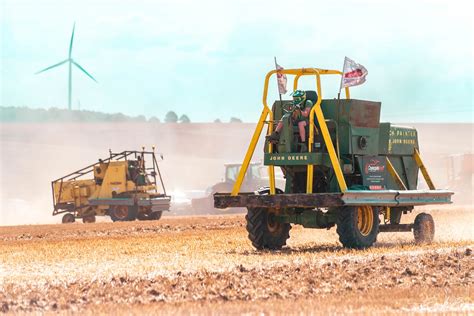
[385, 157, 407, 190]
[357, 206, 374, 236]
[385, 206, 391, 224]
[53, 179, 96, 204]
[267, 107, 276, 195]
[232, 67, 352, 195]
[92, 162, 127, 198]
[54, 159, 159, 217]
[306, 164, 314, 192]
[413, 148, 436, 190]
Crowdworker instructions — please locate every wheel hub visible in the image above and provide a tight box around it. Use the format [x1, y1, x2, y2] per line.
[114, 206, 128, 219]
[266, 208, 280, 233]
[357, 206, 374, 236]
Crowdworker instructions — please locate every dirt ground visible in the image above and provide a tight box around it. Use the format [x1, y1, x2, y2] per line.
[0, 123, 472, 314]
[1, 207, 473, 314]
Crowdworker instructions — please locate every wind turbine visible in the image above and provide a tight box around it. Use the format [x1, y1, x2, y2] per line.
[36, 23, 97, 110]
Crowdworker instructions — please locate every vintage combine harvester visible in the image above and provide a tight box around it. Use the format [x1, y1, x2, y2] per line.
[214, 67, 453, 249]
[52, 149, 170, 223]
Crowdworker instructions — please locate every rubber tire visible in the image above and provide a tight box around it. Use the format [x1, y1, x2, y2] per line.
[413, 213, 435, 244]
[82, 215, 96, 224]
[110, 205, 138, 222]
[149, 210, 163, 221]
[336, 206, 379, 249]
[62, 213, 75, 224]
[245, 207, 291, 250]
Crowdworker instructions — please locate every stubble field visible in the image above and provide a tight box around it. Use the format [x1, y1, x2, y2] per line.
[1, 207, 473, 315]
[1, 122, 472, 314]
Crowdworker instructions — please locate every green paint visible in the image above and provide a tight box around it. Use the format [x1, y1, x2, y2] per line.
[275, 209, 337, 228]
[265, 92, 422, 195]
[264, 152, 329, 166]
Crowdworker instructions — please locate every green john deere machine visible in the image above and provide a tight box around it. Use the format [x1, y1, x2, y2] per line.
[214, 67, 453, 249]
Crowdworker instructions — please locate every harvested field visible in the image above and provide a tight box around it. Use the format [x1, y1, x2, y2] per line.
[1, 208, 473, 314]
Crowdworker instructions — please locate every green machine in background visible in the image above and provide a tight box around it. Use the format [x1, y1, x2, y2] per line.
[215, 67, 453, 250]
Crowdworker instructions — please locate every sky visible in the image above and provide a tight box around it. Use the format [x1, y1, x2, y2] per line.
[1, 0, 473, 122]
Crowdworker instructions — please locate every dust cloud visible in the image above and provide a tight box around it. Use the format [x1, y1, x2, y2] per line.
[0, 122, 265, 225]
[0, 122, 472, 226]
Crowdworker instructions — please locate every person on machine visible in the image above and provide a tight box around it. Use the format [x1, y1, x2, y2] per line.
[266, 90, 313, 152]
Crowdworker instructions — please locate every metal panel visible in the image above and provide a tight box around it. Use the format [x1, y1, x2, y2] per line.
[88, 198, 134, 206]
[349, 100, 381, 128]
[388, 126, 419, 155]
[402, 155, 418, 190]
[214, 190, 453, 209]
[214, 192, 344, 209]
[342, 190, 453, 206]
[137, 197, 171, 206]
[264, 152, 328, 166]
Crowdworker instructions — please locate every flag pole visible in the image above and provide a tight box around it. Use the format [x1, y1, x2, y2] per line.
[338, 56, 346, 100]
[274, 56, 284, 105]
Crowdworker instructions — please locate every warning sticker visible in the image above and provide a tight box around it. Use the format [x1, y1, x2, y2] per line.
[361, 156, 387, 190]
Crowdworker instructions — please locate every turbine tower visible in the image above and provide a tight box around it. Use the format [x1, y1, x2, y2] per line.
[36, 23, 97, 110]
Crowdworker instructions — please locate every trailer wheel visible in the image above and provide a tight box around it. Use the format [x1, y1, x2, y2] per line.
[413, 213, 435, 244]
[82, 215, 96, 223]
[245, 207, 291, 250]
[137, 207, 152, 221]
[62, 213, 75, 224]
[149, 211, 163, 221]
[336, 206, 379, 249]
[110, 205, 137, 222]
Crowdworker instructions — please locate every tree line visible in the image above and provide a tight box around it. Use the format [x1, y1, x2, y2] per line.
[0, 107, 242, 123]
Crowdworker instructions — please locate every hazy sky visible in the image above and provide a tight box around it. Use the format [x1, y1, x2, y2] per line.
[1, 0, 473, 122]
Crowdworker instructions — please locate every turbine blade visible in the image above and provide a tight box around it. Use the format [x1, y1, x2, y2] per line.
[35, 59, 69, 74]
[72, 61, 97, 82]
[69, 22, 75, 58]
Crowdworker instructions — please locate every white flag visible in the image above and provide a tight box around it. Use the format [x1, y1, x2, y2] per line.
[275, 63, 287, 95]
[340, 57, 368, 89]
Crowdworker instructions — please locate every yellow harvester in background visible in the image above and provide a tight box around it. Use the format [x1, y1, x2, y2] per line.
[52, 149, 170, 223]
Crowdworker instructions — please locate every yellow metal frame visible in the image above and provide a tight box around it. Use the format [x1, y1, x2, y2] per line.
[231, 68, 350, 196]
[413, 148, 436, 190]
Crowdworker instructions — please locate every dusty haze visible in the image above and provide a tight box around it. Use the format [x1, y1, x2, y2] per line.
[0, 122, 472, 226]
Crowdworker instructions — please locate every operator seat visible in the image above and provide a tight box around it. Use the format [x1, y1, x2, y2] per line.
[305, 90, 318, 105]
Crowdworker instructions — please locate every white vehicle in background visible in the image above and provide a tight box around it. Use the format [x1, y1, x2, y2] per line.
[191, 162, 284, 213]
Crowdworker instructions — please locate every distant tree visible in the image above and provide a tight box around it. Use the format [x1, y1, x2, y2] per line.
[179, 114, 191, 123]
[110, 112, 127, 122]
[214, 118, 222, 123]
[133, 115, 146, 122]
[230, 117, 242, 123]
[164, 111, 178, 123]
[0, 106, 152, 123]
[149, 116, 160, 123]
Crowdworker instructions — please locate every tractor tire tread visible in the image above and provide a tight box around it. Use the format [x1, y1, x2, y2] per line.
[336, 206, 379, 249]
[245, 207, 291, 250]
[413, 212, 435, 244]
